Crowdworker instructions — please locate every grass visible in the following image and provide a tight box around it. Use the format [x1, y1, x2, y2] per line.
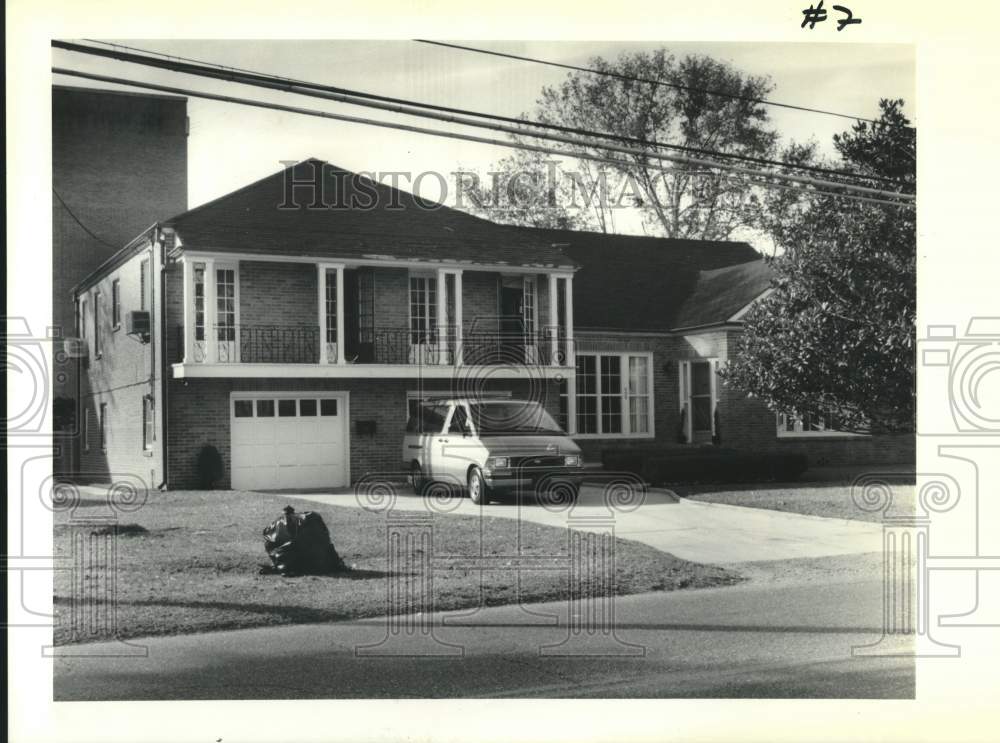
[53, 489, 740, 644]
[676, 476, 916, 522]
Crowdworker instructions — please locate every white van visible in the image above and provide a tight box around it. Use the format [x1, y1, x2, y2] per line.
[402, 397, 584, 505]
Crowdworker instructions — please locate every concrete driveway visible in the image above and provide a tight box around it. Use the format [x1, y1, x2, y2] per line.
[292, 482, 883, 564]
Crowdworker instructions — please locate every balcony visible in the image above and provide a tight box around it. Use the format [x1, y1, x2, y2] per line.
[172, 324, 568, 375]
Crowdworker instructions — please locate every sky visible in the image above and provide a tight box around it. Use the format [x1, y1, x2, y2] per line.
[52, 40, 915, 235]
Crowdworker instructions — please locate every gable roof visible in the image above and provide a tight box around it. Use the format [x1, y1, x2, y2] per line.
[164, 159, 576, 269]
[520, 227, 770, 332]
[671, 258, 774, 330]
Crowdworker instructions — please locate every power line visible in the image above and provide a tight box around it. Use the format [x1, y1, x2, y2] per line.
[52, 187, 119, 248]
[415, 40, 916, 131]
[59, 39, 911, 189]
[51, 66, 914, 210]
[50, 42, 914, 203]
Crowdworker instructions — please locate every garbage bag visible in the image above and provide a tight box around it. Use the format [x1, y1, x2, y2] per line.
[262, 506, 346, 575]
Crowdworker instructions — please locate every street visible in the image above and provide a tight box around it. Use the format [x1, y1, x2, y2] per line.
[54, 573, 912, 700]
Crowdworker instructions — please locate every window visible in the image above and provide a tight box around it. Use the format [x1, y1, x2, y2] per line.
[111, 279, 121, 329]
[523, 277, 537, 337]
[234, 400, 254, 417]
[140, 259, 149, 311]
[194, 263, 206, 343]
[142, 396, 154, 450]
[83, 408, 91, 452]
[99, 403, 108, 452]
[320, 399, 338, 416]
[447, 405, 471, 434]
[299, 399, 317, 417]
[257, 399, 275, 417]
[690, 361, 713, 434]
[93, 290, 102, 357]
[776, 411, 867, 438]
[216, 267, 236, 342]
[571, 353, 654, 436]
[324, 268, 338, 346]
[278, 399, 297, 417]
[409, 275, 437, 345]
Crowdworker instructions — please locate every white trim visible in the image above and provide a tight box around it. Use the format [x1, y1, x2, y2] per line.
[548, 273, 559, 365]
[571, 351, 655, 439]
[728, 288, 774, 322]
[173, 362, 572, 380]
[335, 266, 345, 365]
[318, 264, 328, 365]
[229, 390, 351, 487]
[204, 258, 216, 363]
[180, 249, 576, 275]
[775, 412, 870, 439]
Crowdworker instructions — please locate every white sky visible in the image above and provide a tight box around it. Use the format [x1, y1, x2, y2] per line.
[52, 40, 915, 230]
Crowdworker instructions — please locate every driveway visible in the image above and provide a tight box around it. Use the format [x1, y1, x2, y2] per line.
[292, 483, 883, 564]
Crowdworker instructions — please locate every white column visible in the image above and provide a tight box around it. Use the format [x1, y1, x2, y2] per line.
[453, 270, 463, 366]
[318, 265, 329, 365]
[548, 274, 559, 366]
[564, 274, 575, 369]
[436, 268, 448, 365]
[204, 258, 217, 364]
[336, 267, 345, 365]
[182, 258, 194, 363]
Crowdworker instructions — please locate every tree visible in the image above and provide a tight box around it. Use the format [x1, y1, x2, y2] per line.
[465, 49, 780, 239]
[722, 99, 916, 433]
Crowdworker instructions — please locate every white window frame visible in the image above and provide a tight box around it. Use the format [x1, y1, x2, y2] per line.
[111, 278, 121, 330]
[214, 263, 240, 362]
[99, 402, 108, 453]
[678, 358, 719, 444]
[408, 272, 438, 345]
[142, 395, 155, 451]
[776, 411, 869, 438]
[571, 351, 655, 439]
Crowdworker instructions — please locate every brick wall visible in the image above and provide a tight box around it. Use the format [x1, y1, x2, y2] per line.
[239, 261, 317, 328]
[166, 375, 555, 488]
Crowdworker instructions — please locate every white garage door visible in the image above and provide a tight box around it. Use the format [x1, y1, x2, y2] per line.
[230, 393, 349, 490]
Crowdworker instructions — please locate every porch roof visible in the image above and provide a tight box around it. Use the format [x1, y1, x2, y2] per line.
[164, 159, 577, 270]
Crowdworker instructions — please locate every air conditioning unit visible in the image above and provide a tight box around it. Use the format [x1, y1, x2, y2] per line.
[63, 337, 87, 358]
[127, 311, 151, 342]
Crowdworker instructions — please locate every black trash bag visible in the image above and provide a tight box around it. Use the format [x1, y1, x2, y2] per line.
[262, 506, 346, 576]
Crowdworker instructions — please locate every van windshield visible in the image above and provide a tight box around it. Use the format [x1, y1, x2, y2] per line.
[470, 401, 565, 435]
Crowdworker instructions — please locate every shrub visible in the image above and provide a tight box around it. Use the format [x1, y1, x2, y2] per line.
[196, 444, 225, 489]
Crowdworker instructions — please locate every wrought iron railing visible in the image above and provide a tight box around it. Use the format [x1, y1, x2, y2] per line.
[173, 324, 565, 366]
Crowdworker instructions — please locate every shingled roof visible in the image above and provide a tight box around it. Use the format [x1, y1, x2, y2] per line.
[520, 227, 771, 332]
[164, 159, 576, 269]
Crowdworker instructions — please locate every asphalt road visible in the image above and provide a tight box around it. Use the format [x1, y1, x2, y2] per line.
[53, 575, 913, 700]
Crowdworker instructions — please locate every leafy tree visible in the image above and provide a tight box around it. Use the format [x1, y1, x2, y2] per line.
[465, 49, 780, 239]
[723, 99, 916, 433]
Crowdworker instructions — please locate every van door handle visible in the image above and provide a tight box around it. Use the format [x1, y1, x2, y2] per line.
[438, 437, 449, 443]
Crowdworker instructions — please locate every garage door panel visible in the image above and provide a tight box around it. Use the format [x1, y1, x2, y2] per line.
[230, 395, 347, 490]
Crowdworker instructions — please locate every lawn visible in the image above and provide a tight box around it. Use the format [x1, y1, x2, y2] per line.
[53, 489, 741, 644]
[676, 477, 916, 522]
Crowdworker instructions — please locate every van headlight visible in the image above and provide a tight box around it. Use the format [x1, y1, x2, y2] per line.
[487, 456, 509, 469]
[563, 455, 581, 467]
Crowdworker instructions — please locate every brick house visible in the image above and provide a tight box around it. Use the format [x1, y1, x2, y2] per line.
[70, 159, 913, 491]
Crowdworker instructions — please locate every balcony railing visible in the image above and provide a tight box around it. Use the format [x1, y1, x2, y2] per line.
[174, 324, 565, 367]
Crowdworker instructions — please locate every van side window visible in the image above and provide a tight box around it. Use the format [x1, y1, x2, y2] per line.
[419, 404, 446, 434]
[448, 405, 470, 434]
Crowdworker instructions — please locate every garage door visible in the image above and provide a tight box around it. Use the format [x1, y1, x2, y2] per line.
[230, 393, 348, 490]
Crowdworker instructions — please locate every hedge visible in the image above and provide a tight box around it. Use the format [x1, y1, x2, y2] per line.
[602, 448, 808, 485]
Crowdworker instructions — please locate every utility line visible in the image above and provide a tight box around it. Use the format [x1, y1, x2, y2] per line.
[52, 187, 119, 248]
[52, 66, 914, 210]
[50, 43, 914, 203]
[415, 40, 916, 131]
[60, 39, 910, 189]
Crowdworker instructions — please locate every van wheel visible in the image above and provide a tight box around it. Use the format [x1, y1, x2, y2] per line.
[409, 461, 427, 495]
[468, 467, 490, 506]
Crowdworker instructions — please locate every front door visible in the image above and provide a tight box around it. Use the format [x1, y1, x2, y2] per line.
[499, 284, 525, 363]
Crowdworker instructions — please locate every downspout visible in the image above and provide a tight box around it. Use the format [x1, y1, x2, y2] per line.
[156, 225, 170, 490]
